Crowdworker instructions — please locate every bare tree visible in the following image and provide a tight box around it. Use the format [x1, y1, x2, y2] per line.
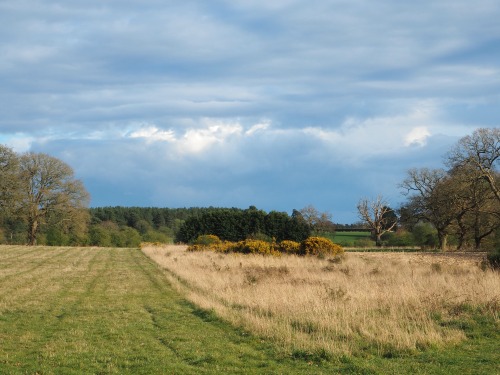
[400, 168, 457, 250]
[449, 165, 500, 249]
[299, 204, 335, 234]
[0, 145, 21, 216]
[447, 128, 500, 203]
[357, 196, 397, 246]
[17, 152, 90, 245]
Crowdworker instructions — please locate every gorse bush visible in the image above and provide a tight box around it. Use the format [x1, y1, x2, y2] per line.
[186, 235, 343, 257]
[233, 240, 280, 256]
[299, 237, 344, 256]
[278, 240, 301, 254]
[194, 234, 222, 246]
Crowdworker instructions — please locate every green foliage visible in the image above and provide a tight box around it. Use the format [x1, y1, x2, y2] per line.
[176, 207, 311, 243]
[89, 225, 112, 247]
[88, 223, 141, 247]
[141, 229, 173, 244]
[45, 227, 70, 246]
[119, 227, 142, 247]
[299, 237, 344, 256]
[412, 222, 439, 248]
[382, 229, 415, 246]
[246, 232, 273, 242]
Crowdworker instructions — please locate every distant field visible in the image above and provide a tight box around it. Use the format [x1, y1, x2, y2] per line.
[1, 245, 499, 374]
[330, 231, 374, 246]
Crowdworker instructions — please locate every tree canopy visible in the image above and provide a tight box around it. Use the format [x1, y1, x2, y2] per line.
[0, 146, 90, 245]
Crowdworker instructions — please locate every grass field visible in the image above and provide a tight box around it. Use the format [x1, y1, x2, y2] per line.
[143, 245, 500, 374]
[330, 231, 374, 247]
[0, 245, 338, 374]
[1, 245, 499, 374]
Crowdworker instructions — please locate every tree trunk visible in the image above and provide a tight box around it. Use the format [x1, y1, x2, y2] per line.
[474, 236, 481, 250]
[437, 232, 448, 251]
[28, 218, 38, 246]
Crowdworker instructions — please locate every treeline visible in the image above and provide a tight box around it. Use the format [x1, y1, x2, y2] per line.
[397, 128, 500, 251]
[354, 129, 500, 252]
[89, 206, 312, 245]
[0, 204, 317, 247]
[175, 207, 311, 243]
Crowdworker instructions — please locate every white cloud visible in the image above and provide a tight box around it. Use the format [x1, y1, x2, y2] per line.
[128, 125, 175, 142]
[245, 120, 270, 135]
[300, 102, 443, 163]
[0, 134, 34, 152]
[178, 120, 243, 154]
[405, 127, 431, 147]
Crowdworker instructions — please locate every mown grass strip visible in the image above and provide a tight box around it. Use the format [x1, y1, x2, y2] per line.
[0, 246, 351, 374]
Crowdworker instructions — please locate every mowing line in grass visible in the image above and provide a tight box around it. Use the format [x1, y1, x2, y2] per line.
[1, 246, 349, 374]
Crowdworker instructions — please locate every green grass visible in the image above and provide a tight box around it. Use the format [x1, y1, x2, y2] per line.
[1, 245, 498, 374]
[329, 231, 374, 247]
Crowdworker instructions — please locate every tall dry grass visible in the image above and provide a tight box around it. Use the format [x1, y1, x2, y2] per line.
[142, 245, 499, 357]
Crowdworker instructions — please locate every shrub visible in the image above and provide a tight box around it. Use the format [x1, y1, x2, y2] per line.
[211, 241, 234, 253]
[233, 240, 280, 256]
[299, 237, 344, 257]
[194, 234, 222, 246]
[412, 223, 439, 248]
[382, 230, 415, 247]
[246, 232, 273, 242]
[278, 240, 301, 254]
[142, 230, 173, 244]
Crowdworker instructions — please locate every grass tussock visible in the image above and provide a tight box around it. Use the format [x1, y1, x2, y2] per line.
[143, 245, 500, 357]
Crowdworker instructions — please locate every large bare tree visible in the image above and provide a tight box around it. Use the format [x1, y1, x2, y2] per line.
[447, 128, 500, 204]
[0, 145, 21, 216]
[449, 165, 500, 249]
[357, 196, 397, 246]
[16, 152, 90, 245]
[400, 168, 458, 250]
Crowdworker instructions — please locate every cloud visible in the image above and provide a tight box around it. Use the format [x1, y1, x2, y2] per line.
[0, 133, 34, 152]
[405, 127, 431, 147]
[128, 126, 175, 142]
[1, 0, 499, 222]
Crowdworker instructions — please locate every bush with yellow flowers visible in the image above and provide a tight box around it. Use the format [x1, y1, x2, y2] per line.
[233, 240, 280, 256]
[277, 240, 301, 255]
[185, 235, 342, 257]
[299, 237, 344, 257]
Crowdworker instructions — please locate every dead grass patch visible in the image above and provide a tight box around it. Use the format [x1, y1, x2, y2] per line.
[143, 245, 499, 357]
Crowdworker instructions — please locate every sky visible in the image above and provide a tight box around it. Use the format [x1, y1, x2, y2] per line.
[1, 1, 499, 223]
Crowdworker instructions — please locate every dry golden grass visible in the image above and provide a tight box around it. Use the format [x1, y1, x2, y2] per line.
[142, 245, 499, 357]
